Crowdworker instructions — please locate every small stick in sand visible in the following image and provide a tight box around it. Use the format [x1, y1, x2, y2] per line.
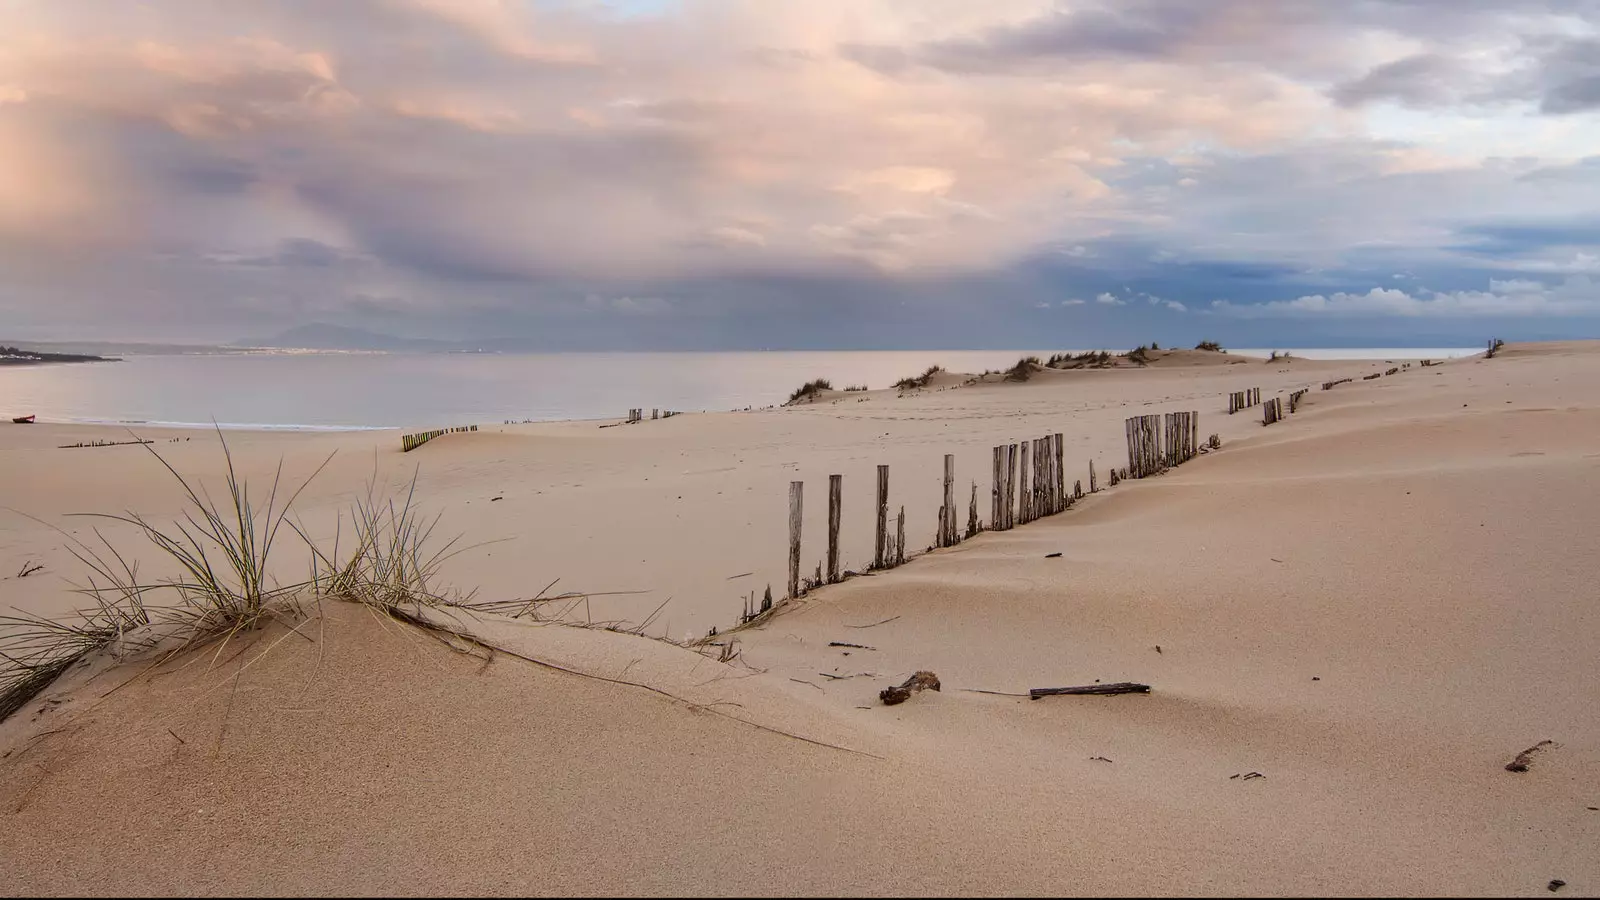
[1506, 740, 1555, 772]
[846, 615, 900, 629]
[828, 641, 875, 650]
[1029, 682, 1150, 699]
[880, 670, 941, 705]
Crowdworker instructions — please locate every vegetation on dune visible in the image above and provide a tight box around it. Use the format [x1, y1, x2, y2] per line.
[786, 378, 834, 404]
[1046, 350, 1112, 369]
[0, 433, 483, 723]
[842, 384, 868, 392]
[1195, 340, 1224, 352]
[1004, 356, 1042, 382]
[893, 365, 944, 391]
[1124, 345, 1151, 365]
[0, 431, 774, 728]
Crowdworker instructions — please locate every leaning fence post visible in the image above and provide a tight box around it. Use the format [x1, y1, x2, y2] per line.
[875, 465, 889, 569]
[788, 481, 803, 599]
[968, 481, 979, 537]
[827, 474, 842, 583]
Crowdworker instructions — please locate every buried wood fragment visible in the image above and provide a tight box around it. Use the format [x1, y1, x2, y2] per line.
[1029, 682, 1150, 700]
[1045, 552, 1063, 558]
[829, 641, 875, 650]
[1506, 739, 1556, 772]
[880, 670, 941, 705]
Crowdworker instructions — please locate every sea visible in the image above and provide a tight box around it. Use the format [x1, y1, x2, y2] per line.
[1, 348, 1482, 431]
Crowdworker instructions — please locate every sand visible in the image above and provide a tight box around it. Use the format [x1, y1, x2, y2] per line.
[1, 346, 1596, 895]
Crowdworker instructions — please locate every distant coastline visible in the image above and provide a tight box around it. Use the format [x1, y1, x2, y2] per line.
[0, 345, 118, 366]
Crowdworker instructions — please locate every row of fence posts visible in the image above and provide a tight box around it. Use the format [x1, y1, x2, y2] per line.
[1262, 396, 1284, 426]
[625, 408, 681, 423]
[781, 434, 1120, 600]
[1123, 410, 1200, 478]
[1289, 389, 1308, 413]
[400, 424, 478, 452]
[1322, 377, 1353, 390]
[1228, 388, 1261, 414]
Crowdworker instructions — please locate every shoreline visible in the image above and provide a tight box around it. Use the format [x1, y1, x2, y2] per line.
[3, 345, 1482, 433]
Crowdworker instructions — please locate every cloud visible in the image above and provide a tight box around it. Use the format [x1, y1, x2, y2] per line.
[0, 0, 1598, 345]
[1211, 277, 1600, 318]
[1061, 298, 1087, 306]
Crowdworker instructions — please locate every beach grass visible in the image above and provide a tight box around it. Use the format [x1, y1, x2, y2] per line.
[786, 378, 833, 404]
[893, 364, 944, 390]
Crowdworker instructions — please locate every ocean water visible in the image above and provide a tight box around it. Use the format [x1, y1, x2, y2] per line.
[0, 348, 1481, 431]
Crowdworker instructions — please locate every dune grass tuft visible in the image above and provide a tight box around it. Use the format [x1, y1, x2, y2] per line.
[893, 364, 944, 391]
[786, 378, 834, 404]
[1, 430, 337, 721]
[1004, 356, 1042, 382]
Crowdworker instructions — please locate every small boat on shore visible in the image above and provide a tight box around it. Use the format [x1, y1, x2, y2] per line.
[12, 414, 35, 424]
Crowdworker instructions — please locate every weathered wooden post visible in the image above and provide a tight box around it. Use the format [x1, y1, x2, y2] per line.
[934, 451, 947, 544]
[895, 506, 906, 566]
[968, 481, 980, 537]
[1053, 433, 1065, 512]
[1019, 441, 1031, 525]
[1017, 438, 1030, 522]
[1006, 443, 1018, 529]
[875, 465, 889, 569]
[992, 446, 1003, 531]
[827, 474, 842, 584]
[788, 481, 803, 598]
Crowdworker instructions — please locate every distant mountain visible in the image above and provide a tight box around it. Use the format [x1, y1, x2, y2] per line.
[235, 323, 452, 352]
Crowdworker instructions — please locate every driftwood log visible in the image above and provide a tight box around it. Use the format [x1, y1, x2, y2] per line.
[1029, 682, 1150, 700]
[880, 671, 941, 705]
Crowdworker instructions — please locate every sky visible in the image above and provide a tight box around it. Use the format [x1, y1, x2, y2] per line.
[1, 0, 1599, 349]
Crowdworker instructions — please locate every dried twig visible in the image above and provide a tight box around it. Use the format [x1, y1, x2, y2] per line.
[1030, 682, 1150, 699]
[845, 615, 900, 629]
[1506, 740, 1555, 772]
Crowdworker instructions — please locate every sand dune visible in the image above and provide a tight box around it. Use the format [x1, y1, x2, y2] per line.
[3, 345, 1597, 895]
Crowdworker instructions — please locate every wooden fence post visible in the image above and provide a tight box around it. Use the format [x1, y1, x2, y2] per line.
[1089, 459, 1097, 493]
[875, 465, 889, 569]
[968, 481, 979, 537]
[827, 474, 842, 583]
[992, 446, 1003, 531]
[942, 454, 956, 547]
[1053, 433, 1065, 512]
[1019, 441, 1031, 525]
[895, 506, 906, 566]
[788, 481, 803, 599]
[1006, 443, 1018, 529]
